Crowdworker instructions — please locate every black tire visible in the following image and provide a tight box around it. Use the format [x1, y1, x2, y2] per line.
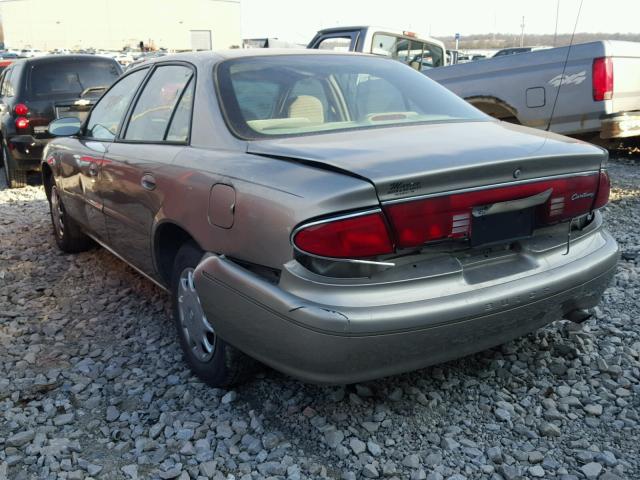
[172, 242, 255, 387]
[2, 143, 27, 188]
[47, 181, 92, 253]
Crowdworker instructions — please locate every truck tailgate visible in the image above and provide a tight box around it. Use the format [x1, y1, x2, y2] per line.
[609, 42, 640, 112]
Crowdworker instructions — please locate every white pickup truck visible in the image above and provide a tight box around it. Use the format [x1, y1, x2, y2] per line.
[424, 41, 640, 143]
[308, 26, 447, 70]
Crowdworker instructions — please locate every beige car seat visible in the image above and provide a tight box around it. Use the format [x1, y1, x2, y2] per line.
[287, 95, 324, 124]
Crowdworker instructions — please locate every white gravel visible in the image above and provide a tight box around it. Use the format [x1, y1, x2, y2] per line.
[0, 158, 638, 480]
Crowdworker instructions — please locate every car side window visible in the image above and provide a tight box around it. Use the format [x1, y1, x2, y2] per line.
[0, 71, 7, 97]
[85, 68, 148, 141]
[1, 69, 14, 97]
[124, 65, 193, 142]
[166, 78, 194, 142]
[316, 36, 352, 51]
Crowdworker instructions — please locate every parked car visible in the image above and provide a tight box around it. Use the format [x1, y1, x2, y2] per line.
[0, 60, 13, 74]
[20, 48, 48, 58]
[308, 26, 447, 69]
[115, 53, 135, 67]
[42, 50, 618, 387]
[0, 55, 122, 187]
[425, 41, 640, 143]
[124, 51, 167, 71]
[0, 52, 21, 59]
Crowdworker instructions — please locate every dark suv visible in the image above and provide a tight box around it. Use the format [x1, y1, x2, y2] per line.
[0, 55, 121, 187]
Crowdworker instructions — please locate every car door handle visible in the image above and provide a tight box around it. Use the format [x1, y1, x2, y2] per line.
[141, 174, 156, 191]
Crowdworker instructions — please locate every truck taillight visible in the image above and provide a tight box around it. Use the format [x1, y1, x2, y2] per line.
[593, 57, 613, 101]
[15, 117, 30, 129]
[293, 211, 394, 259]
[14, 103, 29, 116]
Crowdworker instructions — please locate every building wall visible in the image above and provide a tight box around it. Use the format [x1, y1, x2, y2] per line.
[0, 0, 241, 51]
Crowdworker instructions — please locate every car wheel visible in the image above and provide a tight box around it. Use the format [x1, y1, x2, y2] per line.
[2, 143, 27, 188]
[48, 182, 92, 253]
[172, 242, 255, 387]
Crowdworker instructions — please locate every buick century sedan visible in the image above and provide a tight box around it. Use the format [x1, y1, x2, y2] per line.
[42, 50, 619, 386]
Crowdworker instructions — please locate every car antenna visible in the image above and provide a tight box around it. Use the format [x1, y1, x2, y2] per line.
[546, 0, 584, 132]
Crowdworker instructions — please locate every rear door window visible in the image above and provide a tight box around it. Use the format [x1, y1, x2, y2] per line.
[371, 33, 444, 69]
[27, 59, 121, 99]
[316, 36, 355, 51]
[310, 31, 359, 51]
[1, 68, 16, 97]
[124, 65, 193, 142]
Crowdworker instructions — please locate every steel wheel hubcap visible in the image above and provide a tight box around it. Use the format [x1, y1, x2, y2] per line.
[178, 268, 215, 362]
[51, 186, 65, 238]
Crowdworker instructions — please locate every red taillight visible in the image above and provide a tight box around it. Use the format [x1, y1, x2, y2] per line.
[14, 103, 29, 116]
[593, 57, 613, 101]
[294, 172, 609, 259]
[593, 170, 610, 209]
[293, 212, 394, 259]
[15, 117, 30, 129]
[384, 174, 602, 249]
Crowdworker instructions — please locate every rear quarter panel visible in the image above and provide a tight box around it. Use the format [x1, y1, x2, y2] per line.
[157, 147, 378, 269]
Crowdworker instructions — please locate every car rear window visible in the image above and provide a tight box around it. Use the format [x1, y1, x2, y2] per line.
[27, 59, 121, 99]
[216, 54, 487, 139]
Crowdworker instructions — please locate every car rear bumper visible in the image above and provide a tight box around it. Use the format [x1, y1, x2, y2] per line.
[600, 111, 640, 139]
[193, 219, 619, 384]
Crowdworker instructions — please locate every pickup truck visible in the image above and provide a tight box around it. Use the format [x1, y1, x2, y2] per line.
[308, 26, 447, 70]
[424, 41, 640, 143]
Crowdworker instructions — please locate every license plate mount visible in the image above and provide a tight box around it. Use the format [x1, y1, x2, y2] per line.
[471, 208, 534, 247]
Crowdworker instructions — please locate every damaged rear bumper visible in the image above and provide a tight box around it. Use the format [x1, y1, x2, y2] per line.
[600, 111, 640, 139]
[193, 219, 619, 384]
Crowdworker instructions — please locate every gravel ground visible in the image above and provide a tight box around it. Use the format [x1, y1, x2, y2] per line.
[0, 158, 638, 480]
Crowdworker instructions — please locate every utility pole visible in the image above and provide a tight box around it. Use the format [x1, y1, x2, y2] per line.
[553, 0, 560, 46]
[520, 16, 525, 47]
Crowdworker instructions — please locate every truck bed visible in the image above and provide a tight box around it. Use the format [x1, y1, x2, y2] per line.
[425, 41, 640, 140]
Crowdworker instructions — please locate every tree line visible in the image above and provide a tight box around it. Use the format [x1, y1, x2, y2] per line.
[435, 32, 640, 49]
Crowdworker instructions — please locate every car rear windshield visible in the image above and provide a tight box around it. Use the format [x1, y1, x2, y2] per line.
[216, 54, 486, 139]
[27, 59, 121, 99]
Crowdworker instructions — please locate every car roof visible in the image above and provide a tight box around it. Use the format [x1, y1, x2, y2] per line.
[139, 48, 366, 66]
[12, 54, 119, 66]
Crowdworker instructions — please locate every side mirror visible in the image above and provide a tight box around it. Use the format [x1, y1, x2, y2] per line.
[48, 117, 81, 137]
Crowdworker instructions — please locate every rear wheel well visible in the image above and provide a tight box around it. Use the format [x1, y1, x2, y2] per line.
[154, 223, 200, 286]
[41, 163, 53, 200]
[466, 96, 521, 124]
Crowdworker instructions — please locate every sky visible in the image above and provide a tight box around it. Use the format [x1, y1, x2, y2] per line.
[241, 0, 640, 43]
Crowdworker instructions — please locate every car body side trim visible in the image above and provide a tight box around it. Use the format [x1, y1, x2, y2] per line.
[84, 231, 168, 291]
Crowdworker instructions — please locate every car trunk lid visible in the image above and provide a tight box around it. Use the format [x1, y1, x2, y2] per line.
[249, 120, 609, 257]
[247, 121, 606, 203]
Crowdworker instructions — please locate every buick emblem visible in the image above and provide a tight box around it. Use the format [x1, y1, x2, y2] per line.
[513, 168, 522, 179]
